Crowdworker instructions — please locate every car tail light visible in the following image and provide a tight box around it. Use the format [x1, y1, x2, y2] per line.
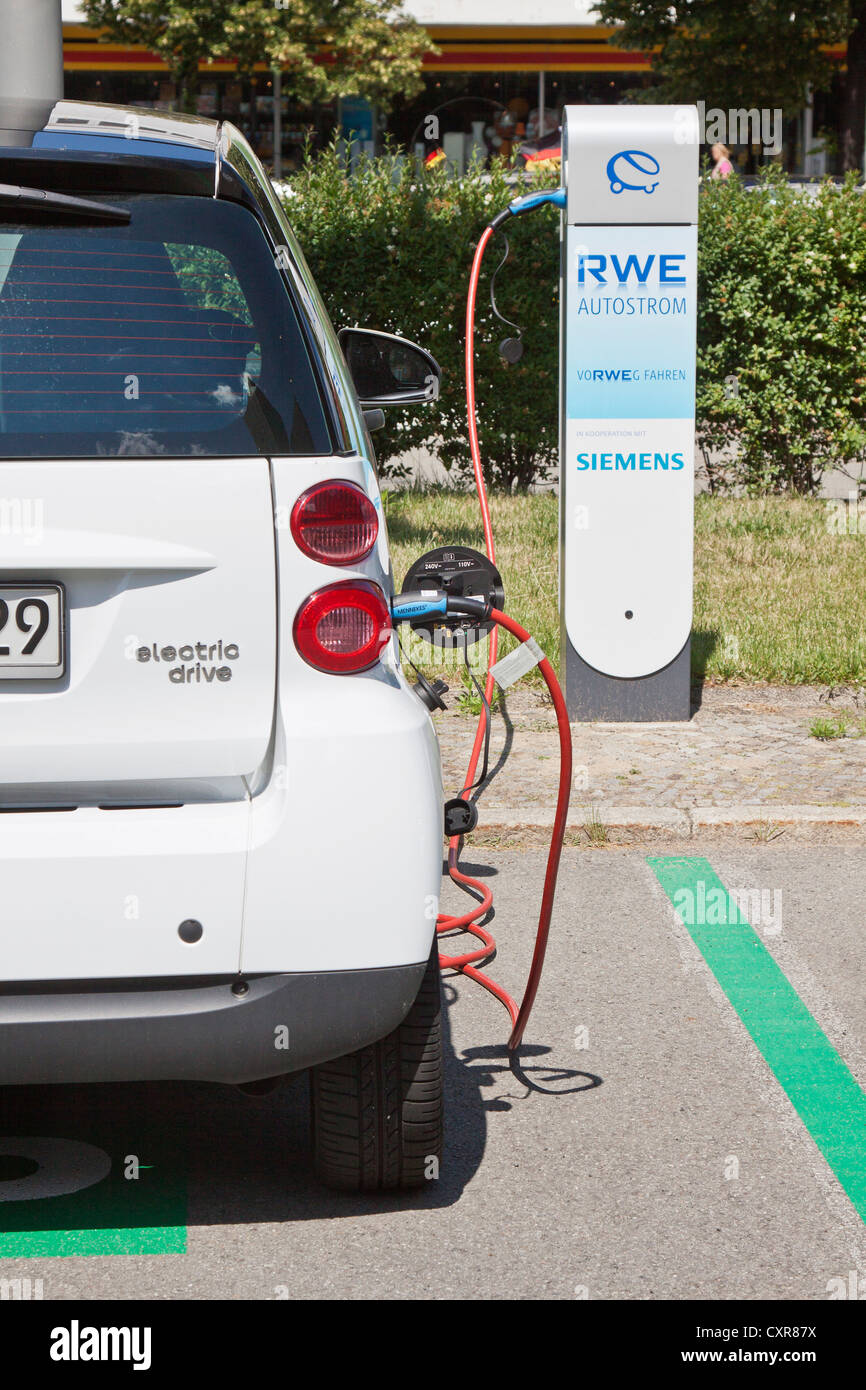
[290, 480, 378, 565]
[293, 580, 392, 674]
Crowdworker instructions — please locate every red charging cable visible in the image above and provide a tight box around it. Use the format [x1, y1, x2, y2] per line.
[435, 225, 573, 1051]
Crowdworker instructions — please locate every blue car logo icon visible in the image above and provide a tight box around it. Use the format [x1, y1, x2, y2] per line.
[606, 149, 660, 194]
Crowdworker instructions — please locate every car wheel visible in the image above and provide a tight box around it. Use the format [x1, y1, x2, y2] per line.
[310, 943, 443, 1192]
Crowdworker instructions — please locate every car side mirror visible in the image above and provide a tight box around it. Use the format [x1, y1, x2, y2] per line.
[338, 327, 441, 408]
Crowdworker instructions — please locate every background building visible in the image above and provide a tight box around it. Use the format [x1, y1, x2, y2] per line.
[58, 0, 847, 174]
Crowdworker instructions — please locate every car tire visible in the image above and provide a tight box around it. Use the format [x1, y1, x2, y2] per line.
[310, 943, 443, 1192]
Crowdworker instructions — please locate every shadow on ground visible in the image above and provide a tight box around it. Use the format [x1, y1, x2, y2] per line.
[0, 984, 598, 1238]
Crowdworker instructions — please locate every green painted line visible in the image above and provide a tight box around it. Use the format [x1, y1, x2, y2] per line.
[0, 1223, 186, 1259]
[0, 1139, 186, 1259]
[648, 854, 866, 1225]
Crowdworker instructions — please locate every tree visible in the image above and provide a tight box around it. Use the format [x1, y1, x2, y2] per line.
[594, 1, 854, 159]
[83, 0, 432, 114]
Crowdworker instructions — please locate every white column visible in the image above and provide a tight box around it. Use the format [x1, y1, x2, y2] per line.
[0, 0, 63, 102]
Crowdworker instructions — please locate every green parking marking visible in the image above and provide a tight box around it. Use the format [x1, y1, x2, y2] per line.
[0, 1137, 186, 1258]
[649, 855, 866, 1225]
[1, 1221, 185, 1259]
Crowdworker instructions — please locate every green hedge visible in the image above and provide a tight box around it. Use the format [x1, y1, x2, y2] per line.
[280, 150, 560, 490]
[698, 170, 866, 494]
[280, 153, 866, 494]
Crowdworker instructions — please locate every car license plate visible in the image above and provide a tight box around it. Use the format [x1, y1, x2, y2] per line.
[0, 584, 66, 680]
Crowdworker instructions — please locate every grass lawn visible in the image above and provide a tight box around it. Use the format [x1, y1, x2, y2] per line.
[385, 490, 866, 687]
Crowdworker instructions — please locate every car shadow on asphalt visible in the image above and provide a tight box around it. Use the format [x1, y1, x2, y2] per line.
[0, 986, 489, 1228]
[0, 975, 602, 1234]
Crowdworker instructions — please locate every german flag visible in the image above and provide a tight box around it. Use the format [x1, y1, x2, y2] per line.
[523, 146, 561, 171]
[519, 128, 562, 171]
[425, 147, 447, 168]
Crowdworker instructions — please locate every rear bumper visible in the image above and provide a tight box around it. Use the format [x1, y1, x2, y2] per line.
[0, 961, 427, 1086]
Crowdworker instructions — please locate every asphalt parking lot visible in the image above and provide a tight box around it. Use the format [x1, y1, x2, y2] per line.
[2, 840, 866, 1301]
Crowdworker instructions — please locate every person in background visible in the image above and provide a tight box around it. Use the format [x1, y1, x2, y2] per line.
[710, 142, 734, 179]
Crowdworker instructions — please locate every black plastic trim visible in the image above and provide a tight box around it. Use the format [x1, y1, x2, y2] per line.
[0, 962, 429, 1086]
[0, 149, 215, 198]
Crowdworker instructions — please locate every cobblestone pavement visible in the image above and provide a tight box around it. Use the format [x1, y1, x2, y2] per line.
[434, 683, 866, 823]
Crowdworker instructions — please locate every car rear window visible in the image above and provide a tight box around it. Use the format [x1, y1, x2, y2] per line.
[0, 193, 332, 458]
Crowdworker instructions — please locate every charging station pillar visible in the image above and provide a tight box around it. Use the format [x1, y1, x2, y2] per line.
[560, 105, 698, 721]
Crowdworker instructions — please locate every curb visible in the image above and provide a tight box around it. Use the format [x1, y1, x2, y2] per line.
[477, 804, 866, 834]
[691, 805, 866, 828]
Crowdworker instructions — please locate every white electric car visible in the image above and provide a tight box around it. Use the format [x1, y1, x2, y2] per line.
[0, 100, 444, 1192]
